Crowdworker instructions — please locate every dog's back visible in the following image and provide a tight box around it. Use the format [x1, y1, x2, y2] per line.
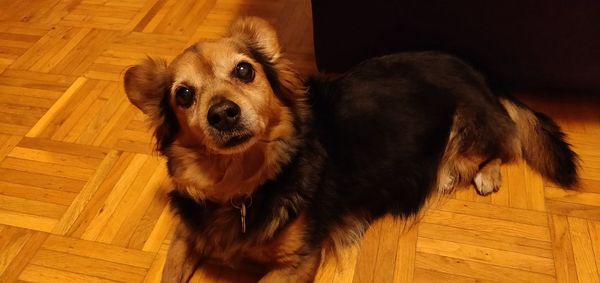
[307, 51, 578, 227]
[309, 52, 459, 217]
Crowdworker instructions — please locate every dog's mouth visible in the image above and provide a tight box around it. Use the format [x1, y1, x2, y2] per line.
[206, 128, 255, 151]
[222, 132, 253, 148]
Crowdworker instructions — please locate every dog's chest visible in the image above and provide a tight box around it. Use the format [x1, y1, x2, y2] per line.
[189, 208, 307, 267]
[170, 188, 309, 266]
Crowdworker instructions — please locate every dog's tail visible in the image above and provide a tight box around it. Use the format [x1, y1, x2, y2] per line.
[499, 97, 579, 188]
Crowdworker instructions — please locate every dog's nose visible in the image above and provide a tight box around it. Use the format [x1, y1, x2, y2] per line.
[207, 99, 241, 131]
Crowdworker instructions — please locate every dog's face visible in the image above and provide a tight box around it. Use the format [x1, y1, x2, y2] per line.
[124, 18, 301, 156]
[164, 39, 277, 153]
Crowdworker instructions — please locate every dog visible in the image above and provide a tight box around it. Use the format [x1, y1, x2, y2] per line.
[123, 17, 579, 282]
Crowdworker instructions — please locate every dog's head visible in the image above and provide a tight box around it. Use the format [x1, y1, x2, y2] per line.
[124, 18, 304, 157]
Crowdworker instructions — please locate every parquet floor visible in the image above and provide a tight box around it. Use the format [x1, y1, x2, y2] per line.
[0, 0, 599, 282]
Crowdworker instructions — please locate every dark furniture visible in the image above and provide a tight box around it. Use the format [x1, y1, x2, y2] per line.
[311, 1, 600, 92]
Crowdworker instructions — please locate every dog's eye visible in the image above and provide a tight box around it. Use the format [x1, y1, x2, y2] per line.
[175, 87, 194, 108]
[233, 62, 255, 83]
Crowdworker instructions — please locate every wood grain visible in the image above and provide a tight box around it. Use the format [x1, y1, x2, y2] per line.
[0, 0, 599, 282]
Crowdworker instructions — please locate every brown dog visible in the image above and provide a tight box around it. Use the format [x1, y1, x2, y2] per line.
[124, 17, 578, 282]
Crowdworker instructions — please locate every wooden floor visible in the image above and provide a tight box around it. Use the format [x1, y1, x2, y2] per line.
[0, 0, 599, 282]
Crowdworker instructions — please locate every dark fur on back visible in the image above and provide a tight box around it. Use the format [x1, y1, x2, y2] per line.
[308, 55, 457, 218]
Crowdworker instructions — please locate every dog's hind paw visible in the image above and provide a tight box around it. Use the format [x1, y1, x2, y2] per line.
[441, 174, 457, 192]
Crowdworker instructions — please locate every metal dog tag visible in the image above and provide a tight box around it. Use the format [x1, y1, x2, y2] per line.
[231, 195, 252, 234]
[240, 203, 247, 233]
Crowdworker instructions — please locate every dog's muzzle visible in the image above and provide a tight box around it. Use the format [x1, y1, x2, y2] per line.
[206, 98, 253, 148]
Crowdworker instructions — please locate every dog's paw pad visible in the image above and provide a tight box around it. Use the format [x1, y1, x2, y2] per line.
[474, 171, 501, 196]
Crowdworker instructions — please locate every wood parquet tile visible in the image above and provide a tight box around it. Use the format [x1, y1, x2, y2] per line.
[0, 0, 598, 282]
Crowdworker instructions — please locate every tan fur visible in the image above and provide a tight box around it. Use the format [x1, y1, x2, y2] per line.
[124, 17, 305, 203]
[243, 214, 308, 264]
[499, 98, 536, 158]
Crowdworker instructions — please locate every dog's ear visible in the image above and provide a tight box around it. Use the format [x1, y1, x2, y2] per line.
[229, 17, 305, 107]
[229, 17, 281, 63]
[124, 58, 179, 153]
[123, 58, 170, 119]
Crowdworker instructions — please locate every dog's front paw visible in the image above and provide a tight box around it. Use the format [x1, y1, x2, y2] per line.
[473, 170, 501, 196]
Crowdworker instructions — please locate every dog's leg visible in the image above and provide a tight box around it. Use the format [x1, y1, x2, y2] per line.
[258, 252, 321, 283]
[162, 224, 203, 283]
[473, 158, 502, 195]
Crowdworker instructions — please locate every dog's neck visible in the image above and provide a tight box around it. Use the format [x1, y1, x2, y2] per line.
[165, 143, 289, 203]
